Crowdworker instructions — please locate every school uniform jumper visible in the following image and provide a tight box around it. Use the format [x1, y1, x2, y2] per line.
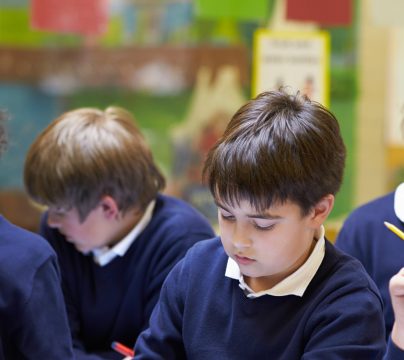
[135, 237, 386, 359]
[0, 216, 74, 360]
[335, 188, 404, 337]
[40, 194, 215, 360]
[384, 339, 404, 360]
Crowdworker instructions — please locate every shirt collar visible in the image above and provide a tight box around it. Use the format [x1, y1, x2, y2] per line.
[92, 200, 156, 266]
[394, 183, 404, 222]
[225, 225, 326, 298]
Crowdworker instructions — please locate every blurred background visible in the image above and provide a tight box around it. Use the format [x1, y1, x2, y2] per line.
[0, 0, 401, 240]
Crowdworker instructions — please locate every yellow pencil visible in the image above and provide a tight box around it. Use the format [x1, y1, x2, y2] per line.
[384, 221, 404, 241]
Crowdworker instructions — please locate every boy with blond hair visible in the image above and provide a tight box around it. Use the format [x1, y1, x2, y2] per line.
[24, 106, 214, 359]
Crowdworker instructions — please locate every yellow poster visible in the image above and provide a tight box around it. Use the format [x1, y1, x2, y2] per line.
[252, 29, 330, 107]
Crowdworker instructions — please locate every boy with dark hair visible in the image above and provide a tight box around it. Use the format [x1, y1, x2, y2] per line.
[134, 91, 386, 358]
[23, 106, 215, 359]
[0, 111, 74, 359]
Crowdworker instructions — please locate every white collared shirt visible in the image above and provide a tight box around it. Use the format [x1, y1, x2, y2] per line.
[394, 183, 404, 221]
[92, 200, 156, 266]
[225, 225, 326, 298]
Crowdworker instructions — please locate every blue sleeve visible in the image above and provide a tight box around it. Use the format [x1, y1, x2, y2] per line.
[302, 286, 386, 359]
[16, 257, 75, 359]
[135, 259, 187, 359]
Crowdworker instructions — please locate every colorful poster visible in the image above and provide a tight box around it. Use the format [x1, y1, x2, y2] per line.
[286, 0, 352, 26]
[0, 9, 49, 45]
[30, 0, 108, 35]
[194, 0, 269, 21]
[252, 29, 330, 106]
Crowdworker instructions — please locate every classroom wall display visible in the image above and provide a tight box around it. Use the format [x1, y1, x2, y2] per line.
[168, 65, 246, 224]
[286, 0, 352, 26]
[0, 1, 358, 232]
[31, 0, 108, 35]
[252, 29, 330, 106]
[195, 0, 269, 22]
[0, 1, 259, 232]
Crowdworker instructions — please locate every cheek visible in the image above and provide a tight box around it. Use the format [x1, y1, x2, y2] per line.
[218, 220, 233, 239]
[219, 235, 233, 259]
[218, 224, 232, 248]
[69, 222, 90, 238]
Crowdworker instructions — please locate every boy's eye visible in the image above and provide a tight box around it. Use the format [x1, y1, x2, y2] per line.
[253, 222, 276, 231]
[219, 212, 235, 221]
[51, 211, 66, 218]
[48, 206, 68, 217]
[252, 219, 276, 231]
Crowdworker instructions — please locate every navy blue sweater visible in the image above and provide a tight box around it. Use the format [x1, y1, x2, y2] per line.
[384, 339, 404, 360]
[335, 191, 404, 338]
[0, 216, 73, 360]
[135, 237, 386, 359]
[40, 194, 215, 360]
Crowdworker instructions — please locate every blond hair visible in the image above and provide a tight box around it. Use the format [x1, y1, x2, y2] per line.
[24, 107, 165, 221]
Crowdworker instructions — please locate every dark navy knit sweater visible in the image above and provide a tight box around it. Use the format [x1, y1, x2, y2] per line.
[0, 216, 73, 360]
[135, 237, 386, 359]
[41, 194, 215, 359]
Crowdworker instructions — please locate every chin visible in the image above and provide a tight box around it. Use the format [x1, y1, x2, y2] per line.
[74, 245, 90, 254]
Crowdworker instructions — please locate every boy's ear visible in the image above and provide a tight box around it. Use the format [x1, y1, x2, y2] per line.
[309, 194, 334, 227]
[99, 195, 119, 220]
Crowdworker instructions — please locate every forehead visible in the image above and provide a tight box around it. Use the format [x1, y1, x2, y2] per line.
[216, 198, 275, 215]
[216, 198, 304, 218]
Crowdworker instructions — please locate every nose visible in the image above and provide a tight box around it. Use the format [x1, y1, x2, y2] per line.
[232, 225, 252, 249]
[47, 211, 62, 229]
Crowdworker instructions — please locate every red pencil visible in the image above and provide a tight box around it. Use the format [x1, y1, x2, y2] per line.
[111, 341, 135, 358]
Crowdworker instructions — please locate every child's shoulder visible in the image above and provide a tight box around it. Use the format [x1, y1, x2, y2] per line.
[0, 215, 54, 266]
[182, 237, 225, 270]
[191, 236, 222, 252]
[346, 191, 395, 224]
[156, 193, 203, 215]
[322, 241, 381, 296]
[0, 216, 56, 300]
[152, 194, 214, 231]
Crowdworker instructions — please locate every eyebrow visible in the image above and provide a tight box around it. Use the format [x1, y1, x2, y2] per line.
[214, 201, 282, 220]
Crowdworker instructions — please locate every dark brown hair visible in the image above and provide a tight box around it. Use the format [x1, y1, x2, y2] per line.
[24, 106, 165, 221]
[203, 90, 346, 215]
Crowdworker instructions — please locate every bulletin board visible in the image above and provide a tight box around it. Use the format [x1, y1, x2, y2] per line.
[252, 29, 330, 107]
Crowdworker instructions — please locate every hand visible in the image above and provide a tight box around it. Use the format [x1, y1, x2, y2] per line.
[390, 267, 404, 350]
